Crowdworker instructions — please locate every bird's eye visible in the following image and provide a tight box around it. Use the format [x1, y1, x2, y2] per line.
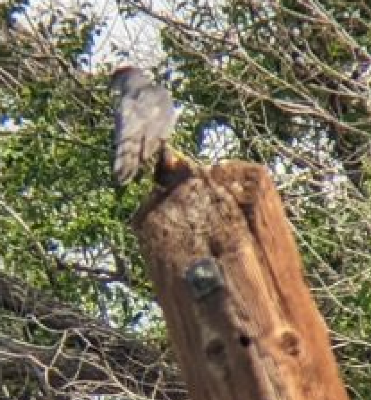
[110, 87, 122, 104]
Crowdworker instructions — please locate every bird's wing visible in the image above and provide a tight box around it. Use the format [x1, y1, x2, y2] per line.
[113, 85, 176, 184]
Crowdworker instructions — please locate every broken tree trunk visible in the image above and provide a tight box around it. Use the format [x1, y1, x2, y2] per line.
[133, 159, 349, 400]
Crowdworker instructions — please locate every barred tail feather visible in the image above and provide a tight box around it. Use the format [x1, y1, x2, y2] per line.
[114, 137, 142, 184]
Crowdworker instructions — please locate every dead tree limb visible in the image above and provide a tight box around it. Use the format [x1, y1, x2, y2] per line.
[0, 272, 186, 399]
[133, 160, 349, 400]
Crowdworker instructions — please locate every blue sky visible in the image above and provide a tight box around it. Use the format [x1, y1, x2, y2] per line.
[12, 0, 166, 69]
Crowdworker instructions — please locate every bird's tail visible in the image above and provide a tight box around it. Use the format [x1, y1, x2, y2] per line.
[113, 136, 144, 184]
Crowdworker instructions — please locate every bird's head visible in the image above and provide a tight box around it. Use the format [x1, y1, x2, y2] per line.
[110, 66, 150, 96]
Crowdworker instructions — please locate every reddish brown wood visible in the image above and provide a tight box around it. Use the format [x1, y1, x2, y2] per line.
[133, 160, 349, 400]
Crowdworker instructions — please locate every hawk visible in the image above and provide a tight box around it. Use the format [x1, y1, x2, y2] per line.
[110, 67, 178, 184]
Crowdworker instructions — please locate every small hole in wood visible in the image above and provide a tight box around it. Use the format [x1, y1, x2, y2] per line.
[205, 338, 227, 365]
[244, 203, 254, 215]
[239, 334, 251, 347]
[280, 330, 300, 357]
[209, 238, 222, 258]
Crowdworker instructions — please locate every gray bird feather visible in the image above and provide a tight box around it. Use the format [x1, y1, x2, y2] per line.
[111, 68, 177, 184]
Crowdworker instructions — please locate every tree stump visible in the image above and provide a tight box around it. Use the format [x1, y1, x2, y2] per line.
[132, 160, 349, 400]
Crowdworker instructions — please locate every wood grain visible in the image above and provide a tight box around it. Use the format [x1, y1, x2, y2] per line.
[133, 160, 349, 400]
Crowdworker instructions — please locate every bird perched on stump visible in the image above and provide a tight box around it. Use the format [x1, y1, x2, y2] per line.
[110, 67, 191, 187]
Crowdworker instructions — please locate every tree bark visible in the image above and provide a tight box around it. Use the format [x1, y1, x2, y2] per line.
[133, 160, 349, 400]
